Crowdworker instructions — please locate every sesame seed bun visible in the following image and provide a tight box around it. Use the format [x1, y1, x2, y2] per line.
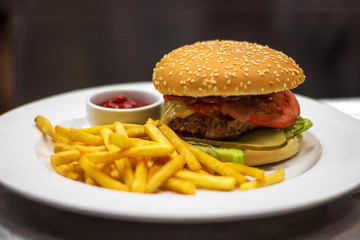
[243, 134, 303, 166]
[152, 40, 305, 96]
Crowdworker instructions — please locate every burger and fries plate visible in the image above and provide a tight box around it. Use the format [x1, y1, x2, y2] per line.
[1, 82, 360, 223]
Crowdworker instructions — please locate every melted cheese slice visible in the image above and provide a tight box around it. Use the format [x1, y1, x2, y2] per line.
[160, 100, 195, 124]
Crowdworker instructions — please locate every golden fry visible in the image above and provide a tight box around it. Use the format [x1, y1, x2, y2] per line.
[115, 157, 134, 187]
[110, 122, 135, 149]
[54, 143, 107, 154]
[55, 125, 71, 139]
[175, 170, 236, 191]
[159, 124, 201, 171]
[132, 138, 158, 146]
[69, 128, 104, 146]
[144, 119, 172, 145]
[84, 144, 174, 164]
[125, 127, 146, 138]
[131, 161, 147, 192]
[226, 163, 265, 180]
[53, 164, 82, 181]
[239, 168, 285, 190]
[50, 150, 80, 166]
[35, 115, 71, 144]
[79, 156, 129, 191]
[185, 142, 248, 184]
[146, 155, 186, 193]
[54, 143, 74, 153]
[35, 115, 56, 138]
[100, 128, 120, 152]
[162, 177, 196, 195]
[84, 172, 97, 185]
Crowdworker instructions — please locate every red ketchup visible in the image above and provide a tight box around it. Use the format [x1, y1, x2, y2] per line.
[99, 95, 149, 109]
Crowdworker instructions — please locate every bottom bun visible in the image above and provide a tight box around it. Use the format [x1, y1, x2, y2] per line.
[243, 134, 303, 166]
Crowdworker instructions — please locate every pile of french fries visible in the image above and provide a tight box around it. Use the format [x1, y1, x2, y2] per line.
[35, 115, 285, 194]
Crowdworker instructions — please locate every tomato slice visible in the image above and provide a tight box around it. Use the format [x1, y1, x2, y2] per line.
[247, 90, 300, 128]
[164, 90, 300, 128]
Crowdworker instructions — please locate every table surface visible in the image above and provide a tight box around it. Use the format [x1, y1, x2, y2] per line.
[1, 97, 360, 240]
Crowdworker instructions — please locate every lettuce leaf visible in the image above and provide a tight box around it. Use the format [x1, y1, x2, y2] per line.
[284, 117, 313, 138]
[188, 141, 244, 164]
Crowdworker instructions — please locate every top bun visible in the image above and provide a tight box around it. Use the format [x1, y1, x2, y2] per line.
[152, 40, 305, 97]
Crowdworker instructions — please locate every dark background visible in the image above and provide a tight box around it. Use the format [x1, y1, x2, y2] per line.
[1, 0, 360, 114]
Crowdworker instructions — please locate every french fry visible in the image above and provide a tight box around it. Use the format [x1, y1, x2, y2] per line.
[74, 144, 107, 153]
[35, 115, 56, 138]
[79, 123, 143, 135]
[54, 143, 107, 154]
[79, 156, 129, 191]
[84, 172, 98, 185]
[50, 150, 80, 166]
[226, 163, 265, 180]
[132, 138, 158, 146]
[54, 143, 75, 153]
[53, 164, 82, 181]
[68, 161, 84, 174]
[84, 144, 174, 164]
[174, 170, 236, 191]
[110, 122, 135, 149]
[115, 157, 134, 187]
[239, 168, 285, 190]
[144, 119, 172, 145]
[185, 142, 248, 184]
[131, 161, 147, 192]
[146, 155, 186, 193]
[100, 128, 120, 152]
[162, 177, 196, 195]
[35, 115, 71, 144]
[78, 124, 116, 135]
[55, 125, 71, 140]
[126, 126, 146, 138]
[69, 128, 104, 146]
[159, 124, 201, 171]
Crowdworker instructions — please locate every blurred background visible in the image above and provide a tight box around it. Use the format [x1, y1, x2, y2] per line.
[1, 0, 360, 114]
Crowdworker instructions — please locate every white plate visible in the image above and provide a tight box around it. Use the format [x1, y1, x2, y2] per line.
[1, 82, 360, 223]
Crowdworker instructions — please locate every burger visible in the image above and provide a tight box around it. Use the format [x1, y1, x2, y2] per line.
[152, 40, 312, 166]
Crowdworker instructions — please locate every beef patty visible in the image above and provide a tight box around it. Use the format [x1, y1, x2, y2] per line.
[168, 112, 257, 140]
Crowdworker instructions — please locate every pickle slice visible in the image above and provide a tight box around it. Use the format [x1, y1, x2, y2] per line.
[182, 128, 287, 150]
